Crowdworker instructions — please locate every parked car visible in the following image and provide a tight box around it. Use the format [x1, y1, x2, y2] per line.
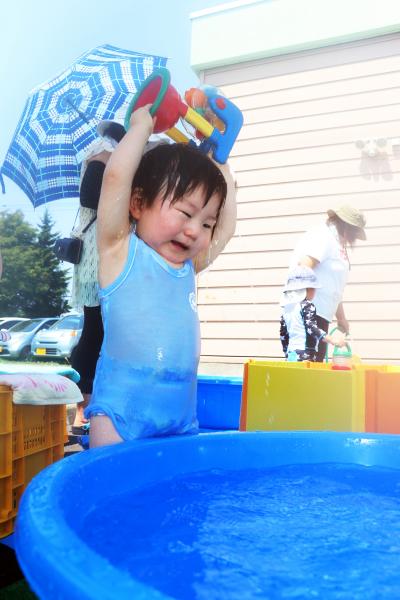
[0, 318, 59, 360]
[31, 313, 83, 361]
[0, 317, 29, 330]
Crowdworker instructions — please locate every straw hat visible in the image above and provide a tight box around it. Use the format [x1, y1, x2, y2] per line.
[283, 266, 321, 292]
[193, 160, 237, 273]
[327, 205, 366, 240]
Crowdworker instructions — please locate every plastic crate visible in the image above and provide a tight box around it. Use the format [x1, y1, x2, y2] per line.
[0, 385, 65, 538]
[197, 375, 243, 430]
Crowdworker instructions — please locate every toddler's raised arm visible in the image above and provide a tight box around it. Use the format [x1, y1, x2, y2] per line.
[97, 106, 154, 252]
[96, 106, 154, 287]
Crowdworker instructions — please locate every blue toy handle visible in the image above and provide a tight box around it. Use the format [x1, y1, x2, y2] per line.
[201, 94, 243, 164]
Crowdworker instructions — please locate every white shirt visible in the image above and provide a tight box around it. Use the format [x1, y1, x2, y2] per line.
[289, 223, 350, 322]
[70, 137, 115, 309]
[70, 206, 98, 309]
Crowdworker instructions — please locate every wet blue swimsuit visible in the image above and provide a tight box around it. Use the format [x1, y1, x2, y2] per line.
[85, 233, 200, 440]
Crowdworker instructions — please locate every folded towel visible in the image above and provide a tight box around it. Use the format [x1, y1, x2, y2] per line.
[0, 373, 83, 405]
[0, 363, 80, 383]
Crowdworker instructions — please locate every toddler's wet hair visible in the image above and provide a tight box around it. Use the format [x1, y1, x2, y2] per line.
[132, 143, 227, 211]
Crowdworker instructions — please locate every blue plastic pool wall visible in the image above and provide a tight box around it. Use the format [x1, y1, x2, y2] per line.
[196, 375, 242, 431]
[15, 431, 400, 600]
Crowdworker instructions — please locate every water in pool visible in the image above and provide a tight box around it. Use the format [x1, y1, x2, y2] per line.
[80, 463, 400, 599]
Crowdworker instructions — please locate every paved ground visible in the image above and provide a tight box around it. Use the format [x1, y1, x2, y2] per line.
[64, 436, 85, 456]
[65, 406, 86, 455]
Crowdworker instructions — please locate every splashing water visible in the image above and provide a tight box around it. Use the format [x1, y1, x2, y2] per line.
[79, 464, 400, 599]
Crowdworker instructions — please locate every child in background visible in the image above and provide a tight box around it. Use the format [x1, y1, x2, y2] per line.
[280, 266, 346, 362]
[85, 105, 236, 447]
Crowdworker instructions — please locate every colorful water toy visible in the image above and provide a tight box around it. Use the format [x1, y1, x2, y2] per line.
[124, 68, 243, 164]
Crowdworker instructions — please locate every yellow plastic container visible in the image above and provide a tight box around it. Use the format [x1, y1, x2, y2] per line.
[0, 385, 65, 538]
[240, 360, 365, 433]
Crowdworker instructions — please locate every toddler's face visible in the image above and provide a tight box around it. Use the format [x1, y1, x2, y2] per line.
[132, 187, 221, 268]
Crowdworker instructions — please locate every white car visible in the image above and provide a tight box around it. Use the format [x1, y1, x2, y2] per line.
[0, 317, 59, 359]
[0, 317, 29, 330]
[31, 314, 83, 361]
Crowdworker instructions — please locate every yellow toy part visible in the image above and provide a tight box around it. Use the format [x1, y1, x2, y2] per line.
[184, 106, 214, 138]
[164, 127, 190, 144]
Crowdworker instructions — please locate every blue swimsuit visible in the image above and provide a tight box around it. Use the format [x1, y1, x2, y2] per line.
[85, 233, 200, 440]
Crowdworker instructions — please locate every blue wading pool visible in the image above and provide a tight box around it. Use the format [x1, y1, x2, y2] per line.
[16, 431, 400, 599]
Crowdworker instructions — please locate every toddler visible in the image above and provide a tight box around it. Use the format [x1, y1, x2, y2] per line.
[86, 105, 236, 447]
[280, 266, 345, 361]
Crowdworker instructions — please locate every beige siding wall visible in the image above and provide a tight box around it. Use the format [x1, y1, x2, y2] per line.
[197, 33, 400, 365]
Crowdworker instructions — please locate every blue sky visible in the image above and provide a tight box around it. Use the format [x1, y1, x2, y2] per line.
[0, 0, 228, 237]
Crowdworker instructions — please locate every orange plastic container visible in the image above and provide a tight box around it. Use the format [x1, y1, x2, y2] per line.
[0, 385, 65, 538]
[365, 371, 400, 434]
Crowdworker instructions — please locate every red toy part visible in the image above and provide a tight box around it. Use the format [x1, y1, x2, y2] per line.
[125, 68, 188, 133]
[123, 68, 242, 164]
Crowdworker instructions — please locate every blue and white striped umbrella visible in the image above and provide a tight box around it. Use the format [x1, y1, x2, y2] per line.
[0, 44, 167, 207]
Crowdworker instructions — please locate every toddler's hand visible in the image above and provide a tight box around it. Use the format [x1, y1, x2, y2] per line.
[130, 104, 155, 136]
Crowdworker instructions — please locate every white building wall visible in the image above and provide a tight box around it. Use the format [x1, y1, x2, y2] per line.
[191, 0, 400, 70]
[192, 22, 400, 364]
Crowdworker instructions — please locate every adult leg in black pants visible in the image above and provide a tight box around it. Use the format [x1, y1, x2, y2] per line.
[70, 305, 104, 430]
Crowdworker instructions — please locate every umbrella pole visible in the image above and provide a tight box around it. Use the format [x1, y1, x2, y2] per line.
[64, 98, 92, 125]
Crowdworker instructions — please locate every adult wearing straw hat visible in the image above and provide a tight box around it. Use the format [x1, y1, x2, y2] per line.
[287, 204, 366, 362]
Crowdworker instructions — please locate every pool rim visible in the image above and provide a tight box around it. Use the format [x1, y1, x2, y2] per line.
[15, 430, 400, 600]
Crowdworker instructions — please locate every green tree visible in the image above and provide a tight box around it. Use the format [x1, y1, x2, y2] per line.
[35, 210, 71, 315]
[0, 209, 70, 317]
